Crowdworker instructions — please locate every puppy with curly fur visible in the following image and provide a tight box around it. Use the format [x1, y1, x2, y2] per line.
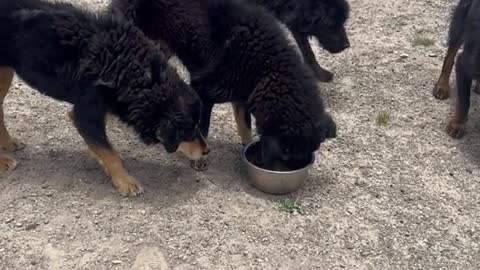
[251, 0, 350, 82]
[0, 0, 207, 196]
[111, 0, 337, 169]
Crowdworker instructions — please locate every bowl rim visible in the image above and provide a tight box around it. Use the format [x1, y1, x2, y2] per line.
[242, 140, 316, 174]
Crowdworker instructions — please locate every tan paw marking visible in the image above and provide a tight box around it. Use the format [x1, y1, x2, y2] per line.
[113, 175, 144, 197]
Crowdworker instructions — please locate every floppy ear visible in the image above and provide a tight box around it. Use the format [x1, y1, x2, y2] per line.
[156, 122, 180, 153]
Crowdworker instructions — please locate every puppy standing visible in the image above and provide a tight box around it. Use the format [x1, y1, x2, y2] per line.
[112, 0, 337, 168]
[251, 0, 350, 82]
[446, 0, 480, 138]
[0, 0, 207, 196]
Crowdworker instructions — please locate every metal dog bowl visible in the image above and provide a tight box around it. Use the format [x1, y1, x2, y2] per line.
[242, 140, 315, 195]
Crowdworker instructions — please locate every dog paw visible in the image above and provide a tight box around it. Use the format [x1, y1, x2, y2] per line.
[433, 83, 450, 100]
[190, 157, 209, 171]
[0, 137, 25, 152]
[447, 120, 466, 139]
[113, 175, 144, 197]
[0, 154, 17, 171]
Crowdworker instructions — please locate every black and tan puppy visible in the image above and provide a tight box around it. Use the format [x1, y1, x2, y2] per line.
[251, 0, 350, 82]
[0, 0, 207, 196]
[433, 0, 479, 100]
[446, 0, 480, 138]
[112, 0, 336, 169]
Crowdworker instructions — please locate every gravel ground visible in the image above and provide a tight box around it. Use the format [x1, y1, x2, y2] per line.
[1, 0, 480, 269]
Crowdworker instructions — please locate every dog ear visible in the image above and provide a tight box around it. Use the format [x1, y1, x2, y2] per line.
[156, 122, 180, 153]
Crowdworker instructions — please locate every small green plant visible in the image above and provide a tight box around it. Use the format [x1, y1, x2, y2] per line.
[413, 34, 435, 47]
[376, 111, 390, 126]
[280, 198, 304, 214]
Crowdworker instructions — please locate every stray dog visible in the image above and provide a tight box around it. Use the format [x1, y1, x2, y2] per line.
[433, 0, 480, 100]
[446, 0, 480, 138]
[0, 0, 208, 196]
[251, 0, 350, 82]
[111, 0, 337, 168]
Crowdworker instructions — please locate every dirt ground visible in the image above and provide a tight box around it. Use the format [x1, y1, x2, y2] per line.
[1, 0, 480, 269]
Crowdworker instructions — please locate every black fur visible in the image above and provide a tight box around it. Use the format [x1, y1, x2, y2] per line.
[111, 0, 337, 168]
[447, 0, 480, 138]
[448, 0, 473, 49]
[250, 0, 350, 82]
[0, 0, 203, 153]
[253, 0, 350, 53]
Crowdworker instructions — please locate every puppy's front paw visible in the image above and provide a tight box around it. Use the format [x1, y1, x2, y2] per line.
[433, 83, 450, 100]
[113, 175, 144, 197]
[0, 154, 17, 171]
[0, 137, 25, 152]
[447, 120, 466, 139]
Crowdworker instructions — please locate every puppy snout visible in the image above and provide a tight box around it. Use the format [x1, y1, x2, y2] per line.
[177, 139, 207, 160]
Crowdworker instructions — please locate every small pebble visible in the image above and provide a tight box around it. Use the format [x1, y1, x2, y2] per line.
[15, 222, 23, 228]
[5, 217, 14, 224]
[112, 260, 122, 265]
[354, 179, 367, 187]
[400, 53, 409, 59]
[25, 223, 39, 231]
[428, 53, 438, 57]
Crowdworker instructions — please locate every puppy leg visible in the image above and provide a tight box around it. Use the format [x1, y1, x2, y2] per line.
[293, 32, 333, 82]
[72, 103, 143, 196]
[447, 52, 472, 138]
[232, 102, 253, 145]
[433, 42, 462, 100]
[0, 67, 24, 153]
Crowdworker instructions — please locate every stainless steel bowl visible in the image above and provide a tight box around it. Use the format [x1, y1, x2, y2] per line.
[242, 140, 315, 195]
